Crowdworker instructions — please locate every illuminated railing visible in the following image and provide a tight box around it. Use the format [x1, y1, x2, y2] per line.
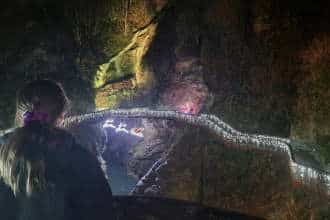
[62, 108, 330, 189]
[1, 108, 329, 189]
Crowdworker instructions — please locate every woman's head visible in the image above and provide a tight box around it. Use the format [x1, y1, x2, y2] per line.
[15, 80, 69, 126]
[0, 80, 70, 197]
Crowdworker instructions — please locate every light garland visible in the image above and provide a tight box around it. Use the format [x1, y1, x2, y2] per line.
[62, 107, 330, 190]
[2, 107, 329, 190]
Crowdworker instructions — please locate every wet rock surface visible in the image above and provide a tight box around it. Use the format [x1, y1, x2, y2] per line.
[127, 119, 181, 179]
[132, 128, 297, 218]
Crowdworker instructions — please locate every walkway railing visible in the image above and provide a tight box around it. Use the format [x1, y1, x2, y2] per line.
[2, 108, 329, 189]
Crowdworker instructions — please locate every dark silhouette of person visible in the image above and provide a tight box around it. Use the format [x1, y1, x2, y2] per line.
[0, 79, 113, 220]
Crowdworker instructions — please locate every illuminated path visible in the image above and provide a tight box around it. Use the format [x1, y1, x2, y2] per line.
[1, 108, 328, 189]
[61, 107, 330, 189]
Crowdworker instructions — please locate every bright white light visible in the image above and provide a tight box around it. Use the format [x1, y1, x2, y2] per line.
[103, 119, 116, 128]
[116, 123, 129, 133]
[103, 119, 144, 138]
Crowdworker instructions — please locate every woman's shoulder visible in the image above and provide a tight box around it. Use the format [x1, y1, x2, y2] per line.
[48, 127, 97, 165]
[50, 127, 76, 146]
[0, 125, 95, 166]
[51, 127, 89, 153]
[0, 126, 77, 152]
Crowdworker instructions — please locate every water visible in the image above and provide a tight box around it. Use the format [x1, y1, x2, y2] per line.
[107, 161, 138, 195]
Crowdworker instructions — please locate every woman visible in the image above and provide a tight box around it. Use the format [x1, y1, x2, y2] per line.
[0, 79, 113, 220]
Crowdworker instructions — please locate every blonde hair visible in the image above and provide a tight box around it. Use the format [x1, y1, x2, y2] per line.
[1, 80, 69, 196]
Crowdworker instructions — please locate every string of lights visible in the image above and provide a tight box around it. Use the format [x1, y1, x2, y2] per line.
[62, 107, 330, 189]
[2, 108, 328, 189]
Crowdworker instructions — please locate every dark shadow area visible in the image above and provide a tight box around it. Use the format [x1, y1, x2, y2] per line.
[113, 196, 265, 220]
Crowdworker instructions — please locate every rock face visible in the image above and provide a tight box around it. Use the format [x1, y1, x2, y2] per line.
[127, 55, 211, 178]
[1, 1, 330, 219]
[1, 0, 330, 145]
[127, 119, 181, 179]
[161, 58, 210, 114]
[291, 35, 330, 164]
[132, 128, 296, 218]
[0, 1, 98, 127]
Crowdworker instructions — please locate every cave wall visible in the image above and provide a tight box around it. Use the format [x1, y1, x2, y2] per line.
[126, 1, 330, 219]
[89, 0, 330, 146]
[0, 0, 98, 127]
[1, 1, 330, 219]
[2, 0, 330, 143]
[133, 128, 293, 218]
[292, 35, 330, 164]
[132, 126, 329, 219]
